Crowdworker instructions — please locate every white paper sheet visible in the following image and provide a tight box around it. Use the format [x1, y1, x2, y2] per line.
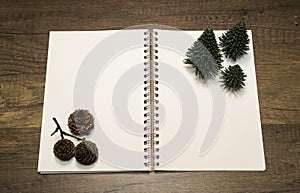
[38, 30, 148, 173]
[156, 30, 265, 171]
[38, 29, 265, 173]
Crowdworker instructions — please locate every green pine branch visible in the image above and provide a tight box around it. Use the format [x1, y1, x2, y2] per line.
[220, 64, 247, 92]
[198, 27, 223, 69]
[183, 27, 221, 80]
[219, 21, 250, 61]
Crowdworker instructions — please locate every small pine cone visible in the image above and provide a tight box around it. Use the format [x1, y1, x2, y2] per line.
[53, 139, 75, 161]
[75, 140, 98, 165]
[68, 109, 94, 136]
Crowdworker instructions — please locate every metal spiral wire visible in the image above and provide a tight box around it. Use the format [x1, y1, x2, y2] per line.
[143, 29, 159, 170]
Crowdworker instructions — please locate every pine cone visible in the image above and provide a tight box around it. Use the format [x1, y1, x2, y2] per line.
[53, 139, 75, 161]
[68, 109, 94, 136]
[75, 140, 98, 165]
[220, 64, 247, 92]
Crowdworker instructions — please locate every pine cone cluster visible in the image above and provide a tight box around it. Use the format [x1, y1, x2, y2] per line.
[75, 140, 98, 165]
[220, 64, 247, 92]
[53, 139, 75, 161]
[68, 109, 94, 136]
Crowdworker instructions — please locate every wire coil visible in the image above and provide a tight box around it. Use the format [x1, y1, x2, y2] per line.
[143, 29, 159, 170]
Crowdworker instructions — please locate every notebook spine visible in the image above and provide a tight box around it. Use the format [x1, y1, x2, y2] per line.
[143, 29, 159, 171]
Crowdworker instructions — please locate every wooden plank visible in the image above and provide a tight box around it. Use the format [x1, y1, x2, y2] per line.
[0, 124, 299, 192]
[0, 0, 299, 33]
[0, 0, 299, 192]
[0, 32, 299, 125]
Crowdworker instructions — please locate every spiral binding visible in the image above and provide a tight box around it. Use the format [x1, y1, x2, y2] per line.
[143, 29, 159, 171]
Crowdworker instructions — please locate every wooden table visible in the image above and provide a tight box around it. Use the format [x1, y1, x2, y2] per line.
[0, 0, 299, 192]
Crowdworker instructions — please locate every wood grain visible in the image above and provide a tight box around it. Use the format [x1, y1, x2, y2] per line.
[0, 125, 299, 192]
[0, 0, 299, 192]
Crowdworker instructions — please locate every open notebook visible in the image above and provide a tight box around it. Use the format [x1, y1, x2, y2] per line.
[38, 29, 265, 173]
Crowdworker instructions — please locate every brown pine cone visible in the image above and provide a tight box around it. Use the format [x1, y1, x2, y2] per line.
[68, 109, 94, 136]
[53, 139, 75, 161]
[75, 140, 98, 165]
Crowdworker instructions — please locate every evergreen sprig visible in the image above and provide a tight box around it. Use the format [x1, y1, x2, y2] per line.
[184, 28, 221, 80]
[220, 64, 247, 92]
[219, 21, 250, 61]
[198, 27, 223, 69]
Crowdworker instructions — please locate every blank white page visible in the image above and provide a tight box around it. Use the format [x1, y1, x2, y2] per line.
[38, 30, 147, 173]
[156, 29, 265, 171]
